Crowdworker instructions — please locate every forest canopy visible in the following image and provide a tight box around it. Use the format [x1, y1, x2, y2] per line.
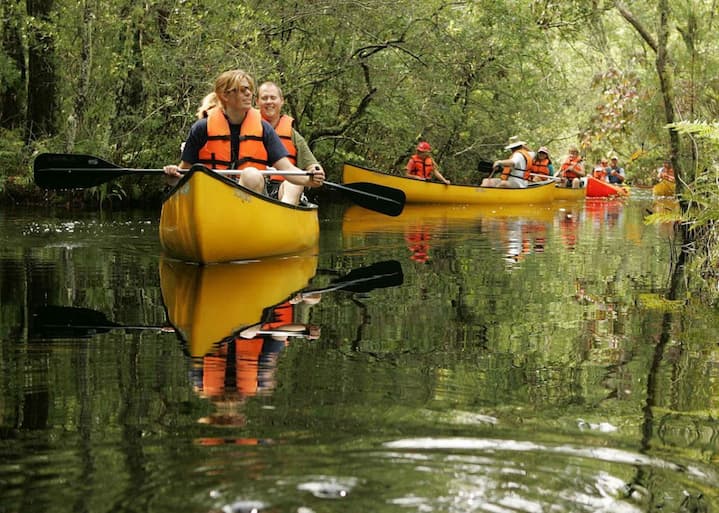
[1, 0, 718, 188]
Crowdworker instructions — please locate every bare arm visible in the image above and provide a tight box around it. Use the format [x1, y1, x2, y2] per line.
[273, 157, 325, 188]
[431, 159, 450, 184]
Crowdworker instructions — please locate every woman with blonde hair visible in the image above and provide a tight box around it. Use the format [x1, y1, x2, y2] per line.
[164, 69, 324, 203]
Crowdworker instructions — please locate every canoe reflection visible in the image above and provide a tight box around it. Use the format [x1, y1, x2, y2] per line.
[159, 254, 318, 359]
[160, 256, 404, 440]
[343, 203, 562, 265]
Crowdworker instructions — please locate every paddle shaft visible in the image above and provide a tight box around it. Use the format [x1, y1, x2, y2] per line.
[38, 166, 310, 177]
[34, 153, 405, 216]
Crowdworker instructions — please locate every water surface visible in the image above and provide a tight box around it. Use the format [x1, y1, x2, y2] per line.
[1, 192, 717, 513]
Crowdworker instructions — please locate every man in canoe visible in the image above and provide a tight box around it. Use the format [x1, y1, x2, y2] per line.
[257, 81, 326, 205]
[607, 155, 626, 184]
[405, 142, 451, 185]
[557, 145, 585, 189]
[482, 136, 533, 188]
[163, 69, 324, 204]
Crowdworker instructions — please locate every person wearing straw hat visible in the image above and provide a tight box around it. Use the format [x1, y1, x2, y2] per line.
[406, 141, 451, 185]
[482, 136, 533, 188]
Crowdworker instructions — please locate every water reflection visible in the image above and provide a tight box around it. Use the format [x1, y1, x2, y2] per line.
[159, 256, 404, 442]
[343, 203, 563, 267]
[159, 255, 317, 358]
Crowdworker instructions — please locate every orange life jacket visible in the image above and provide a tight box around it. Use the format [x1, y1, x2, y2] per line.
[592, 167, 607, 181]
[501, 149, 533, 181]
[407, 155, 434, 179]
[198, 107, 269, 171]
[527, 157, 550, 179]
[269, 114, 297, 181]
[263, 301, 294, 330]
[560, 155, 583, 180]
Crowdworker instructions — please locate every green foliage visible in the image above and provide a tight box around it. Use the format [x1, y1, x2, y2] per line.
[0, 0, 717, 203]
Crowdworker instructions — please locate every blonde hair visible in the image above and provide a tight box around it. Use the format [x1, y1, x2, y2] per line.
[196, 93, 218, 119]
[195, 69, 257, 119]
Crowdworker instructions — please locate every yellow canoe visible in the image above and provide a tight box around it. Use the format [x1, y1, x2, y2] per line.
[653, 180, 676, 197]
[160, 254, 318, 358]
[553, 185, 586, 201]
[343, 162, 556, 205]
[159, 166, 319, 263]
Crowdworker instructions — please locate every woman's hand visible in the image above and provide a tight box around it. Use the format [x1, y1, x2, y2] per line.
[307, 164, 325, 188]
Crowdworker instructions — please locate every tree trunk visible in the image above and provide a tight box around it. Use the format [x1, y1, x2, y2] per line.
[25, 0, 57, 142]
[0, 0, 26, 129]
[67, 0, 94, 152]
[655, 0, 681, 185]
[615, 1, 681, 191]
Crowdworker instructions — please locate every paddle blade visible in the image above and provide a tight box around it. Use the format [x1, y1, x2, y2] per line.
[336, 181, 406, 216]
[31, 305, 120, 339]
[34, 153, 130, 189]
[477, 160, 495, 175]
[330, 260, 404, 293]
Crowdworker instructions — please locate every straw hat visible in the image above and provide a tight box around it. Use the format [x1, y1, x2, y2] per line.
[504, 136, 527, 150]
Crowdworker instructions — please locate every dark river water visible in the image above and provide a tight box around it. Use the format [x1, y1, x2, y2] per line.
[1, 190, 718, 513]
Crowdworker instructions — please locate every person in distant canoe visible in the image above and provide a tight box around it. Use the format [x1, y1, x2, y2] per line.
[557, 145, 585, 189]
[482, 137, 533, 188]
[656, 159, 675, 183]
[405, 142, 451, 185]
[527, 146, 554, 182]
[592, 158, 609, 181]
[257, 81, 325, 205]
[606, 155, 626, 184]
[163, 69, 324, 205]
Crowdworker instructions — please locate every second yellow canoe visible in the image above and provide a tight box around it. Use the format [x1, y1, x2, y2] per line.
[343, 162, 556, 205]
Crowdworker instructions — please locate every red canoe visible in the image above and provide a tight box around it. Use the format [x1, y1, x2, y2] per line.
[586, 176, 630, 198]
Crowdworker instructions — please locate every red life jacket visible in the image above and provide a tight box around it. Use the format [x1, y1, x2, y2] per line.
[198, 107, 269, 170]
[407, 155, 433, 179]
[501, 149, 533, 180]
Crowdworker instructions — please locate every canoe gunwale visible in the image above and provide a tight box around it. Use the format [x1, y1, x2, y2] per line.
[161, 165, 318, 212]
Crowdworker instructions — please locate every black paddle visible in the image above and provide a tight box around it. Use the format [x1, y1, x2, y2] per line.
[31, 260, 403, 339]
[33, 153, 405, 217]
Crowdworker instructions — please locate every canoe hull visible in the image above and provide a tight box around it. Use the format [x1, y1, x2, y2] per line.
[553, 185, 586, 201]
[585, 176, 630, 198]
[343, 162, 556, 204]
[159, 167, 319, 263]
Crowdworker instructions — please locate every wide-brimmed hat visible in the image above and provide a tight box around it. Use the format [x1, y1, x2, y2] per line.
[505, 136, 527, 150]
[416, 141, 432, 152]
